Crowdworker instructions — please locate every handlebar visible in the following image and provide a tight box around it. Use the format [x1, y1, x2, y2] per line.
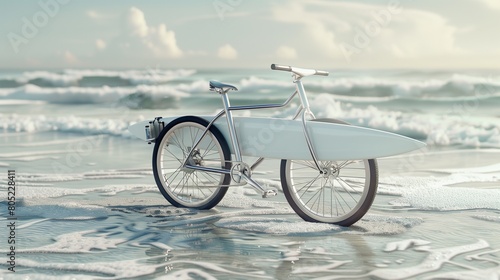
[271, 64, 292, 72]
[271, 64, 329, 77]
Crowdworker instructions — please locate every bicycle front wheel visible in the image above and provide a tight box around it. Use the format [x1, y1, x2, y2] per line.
[280, 158, 378, 226]
[153, 116, 231, 209]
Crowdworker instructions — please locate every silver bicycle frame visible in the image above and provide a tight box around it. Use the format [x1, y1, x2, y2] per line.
[183, 73, 323, 195]
[182, 88, 299, 168]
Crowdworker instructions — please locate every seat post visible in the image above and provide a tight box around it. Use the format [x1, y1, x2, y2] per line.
[220, 91, 242, 162]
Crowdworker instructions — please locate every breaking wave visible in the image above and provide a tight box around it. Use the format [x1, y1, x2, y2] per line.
[1, 69, 499, 148]
[241, 73, 500, 97]
[0, 84, 188, 107]
[0, 69, 196, 87]
[1, 93, 499, 148]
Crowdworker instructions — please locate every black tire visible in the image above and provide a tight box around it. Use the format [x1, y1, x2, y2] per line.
[152, 116, 231, 209]
[280, 118, 378, 226]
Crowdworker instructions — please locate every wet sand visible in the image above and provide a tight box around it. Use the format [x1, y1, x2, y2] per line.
[1, 131, 499, 279]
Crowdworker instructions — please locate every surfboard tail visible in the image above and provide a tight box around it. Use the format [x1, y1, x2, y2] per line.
[128, 120, 153, 141]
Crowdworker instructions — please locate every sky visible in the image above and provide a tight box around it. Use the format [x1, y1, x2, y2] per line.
[1, 0, 500, 69]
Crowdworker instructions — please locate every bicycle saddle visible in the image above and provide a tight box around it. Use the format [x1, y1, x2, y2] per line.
[209, 80, 238, 92]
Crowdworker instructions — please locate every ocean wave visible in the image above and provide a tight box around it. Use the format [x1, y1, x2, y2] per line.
[240, 76, 292, 89]
[320, 91, 500, 105]
[277, 94, 500, 148]
[2, 93, 499, 148]
[0, 113, 134, 136]
[3, 70, 500, 107]
[0, 69, 196, 87]
[2, 69, 500, 99]
[238, 74, 500, 99]
[0, 84, 189, 106]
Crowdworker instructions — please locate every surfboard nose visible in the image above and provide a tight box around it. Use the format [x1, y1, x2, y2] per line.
[386, 134, 426, 155]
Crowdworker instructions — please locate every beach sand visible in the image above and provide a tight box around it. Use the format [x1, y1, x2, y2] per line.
[1, 129, 499, 279]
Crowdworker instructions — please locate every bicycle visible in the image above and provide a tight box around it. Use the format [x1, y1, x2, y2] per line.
[129, 64, 424, 226]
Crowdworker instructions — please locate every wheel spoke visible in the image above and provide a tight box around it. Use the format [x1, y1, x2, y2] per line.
[299, 176, 322, 203]
[153, 119, 230, 209]
[294, 160, 319, 170]
[164, 147, 183, 164]
[336, 177, 360, 203]
[296, 173, 322, 196]
[282, 158, 377, 225]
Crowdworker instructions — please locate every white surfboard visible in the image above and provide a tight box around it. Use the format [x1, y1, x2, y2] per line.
[129, 116, 425, 161]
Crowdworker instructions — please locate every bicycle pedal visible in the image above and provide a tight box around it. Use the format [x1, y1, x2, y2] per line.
[262, 190, 278, 198]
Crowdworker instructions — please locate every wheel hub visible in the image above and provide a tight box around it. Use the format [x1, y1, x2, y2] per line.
[322, 164, 339, 179]
[182, 147, 203, 173]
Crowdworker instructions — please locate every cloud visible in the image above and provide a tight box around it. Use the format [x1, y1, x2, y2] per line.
[382, 10, 460, 58]
[127, 7, 148, 37]
[272, 2, 346, 59]
[86, 10, 100, 19]
[95, 39, 106, 50]
[478, 0, 500, 10]
[271, 1, 461, 65]
[86, 10, 112, 19]
[217, 44, 238, 59]
[63, 51, 78, 64]
[276, 46, 297, 60]
[111, 6, 183, 58]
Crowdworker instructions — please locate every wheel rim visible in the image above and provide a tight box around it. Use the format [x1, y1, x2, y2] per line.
[285, 159, 371, 223]
[156, 122, 226, 207]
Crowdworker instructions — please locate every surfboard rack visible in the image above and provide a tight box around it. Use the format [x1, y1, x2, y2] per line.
[145, 116, 164, 144]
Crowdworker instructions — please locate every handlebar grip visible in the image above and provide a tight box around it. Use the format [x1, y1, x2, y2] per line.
[315, 70, 329, 76]
[271, 64, 292, 72]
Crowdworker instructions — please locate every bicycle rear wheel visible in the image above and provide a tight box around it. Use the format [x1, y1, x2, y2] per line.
[153, 116, 231, 209]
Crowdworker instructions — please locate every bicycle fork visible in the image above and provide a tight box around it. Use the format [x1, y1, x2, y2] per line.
[294, 75, 324, 173]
